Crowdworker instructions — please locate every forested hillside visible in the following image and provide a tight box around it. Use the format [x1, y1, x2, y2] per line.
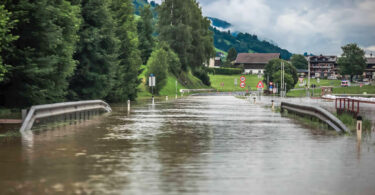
[212, 27, 292, 60]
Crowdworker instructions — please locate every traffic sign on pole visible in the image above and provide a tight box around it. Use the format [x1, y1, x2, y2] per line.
[257, 81, 264, 89]
[240, 76, 246, 82]
[240, 82, 246, 88]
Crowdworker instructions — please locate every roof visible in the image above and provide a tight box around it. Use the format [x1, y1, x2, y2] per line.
[235, 53, 280, 64]
[367, 57, 375, 64]
[297, 69, 308, 73]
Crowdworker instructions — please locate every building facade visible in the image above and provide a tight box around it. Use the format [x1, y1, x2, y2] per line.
[307, 55, 338, 79]
[364, 57, 375, 80]
[234, 53, 280, 74]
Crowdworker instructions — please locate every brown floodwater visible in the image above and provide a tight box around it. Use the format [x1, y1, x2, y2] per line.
[0, 96, 375, 194]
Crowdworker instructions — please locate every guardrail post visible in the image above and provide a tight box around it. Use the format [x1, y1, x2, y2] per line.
[166, 96, 168, 101]
[271, 100, 275, 111]
[253, 97, 256, 104]
[357, 116, 362, 140]
[128, 100, 131, 112]
[22, 109, 28, 122]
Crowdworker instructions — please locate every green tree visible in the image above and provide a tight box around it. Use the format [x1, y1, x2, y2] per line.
[69, 0, 118, 101]
[146, 46, 169, 94]
[0, 0, 80, 107]
[227, 47, 237, 62]
[338, 43, 366, 82]
[157, 0, 214, 74]
[137, 5, 154, 65]
[107, 0, 142, 102]
[0, 4, 17, 82]
[263, 58, 298, 91]
[290, 54, 308, 69]
[272, 71, 294, 93]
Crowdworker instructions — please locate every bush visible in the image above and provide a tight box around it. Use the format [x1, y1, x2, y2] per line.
[208, 67, 242, 75]
[193, 68, 211, 86]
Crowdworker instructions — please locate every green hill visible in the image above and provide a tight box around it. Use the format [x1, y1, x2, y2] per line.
[212, 27, 292, 60]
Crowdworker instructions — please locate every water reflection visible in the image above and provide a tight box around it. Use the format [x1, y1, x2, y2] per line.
[0, 96, 375, 194]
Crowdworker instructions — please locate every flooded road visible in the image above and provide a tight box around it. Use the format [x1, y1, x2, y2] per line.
[1, 96, 375, 194]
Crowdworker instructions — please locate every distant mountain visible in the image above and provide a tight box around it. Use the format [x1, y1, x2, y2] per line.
[133, 0, 158, 16]
[212, 27, 292, 60]
[207, 17, 232, 29]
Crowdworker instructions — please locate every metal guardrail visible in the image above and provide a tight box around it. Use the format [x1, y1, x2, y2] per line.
[281, 102, 349, 133]
[180, 89, 216, 93]
[20, 100, 112, 132]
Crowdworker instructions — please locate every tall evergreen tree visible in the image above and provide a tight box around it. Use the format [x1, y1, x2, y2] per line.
[0, 0, 80, 107]
[69, 0, 118, 100]
[107, 0, 142, 102]
[137, 5, 154, 65]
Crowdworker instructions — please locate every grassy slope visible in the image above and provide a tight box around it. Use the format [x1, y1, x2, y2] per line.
[137, 65, 209, 98]
[209, 74, 264, 91]
[215, 48, 227, 57]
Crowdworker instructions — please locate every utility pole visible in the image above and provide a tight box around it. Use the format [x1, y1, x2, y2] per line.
[307, 56, 311, 97]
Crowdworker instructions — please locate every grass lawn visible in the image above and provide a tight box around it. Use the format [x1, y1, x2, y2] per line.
[294, 78, 341, 88]
[287, 85, 375, 97]
[209, 74, 264, 91]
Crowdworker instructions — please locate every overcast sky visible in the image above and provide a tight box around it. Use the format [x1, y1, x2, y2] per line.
[154, 0, 375, 55]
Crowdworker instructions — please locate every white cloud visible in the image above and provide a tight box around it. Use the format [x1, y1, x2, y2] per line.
[198, 0, 375, 55]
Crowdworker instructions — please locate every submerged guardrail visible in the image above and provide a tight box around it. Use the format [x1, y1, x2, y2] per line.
[20, 100, 112, 132]
[179, 89, 216, 94]
[281, 102, 349, 133]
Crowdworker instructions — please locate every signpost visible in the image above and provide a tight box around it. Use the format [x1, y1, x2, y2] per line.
[149, 74, 156, 104]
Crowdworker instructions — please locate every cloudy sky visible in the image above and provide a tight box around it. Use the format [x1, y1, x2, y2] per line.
[154, 0, 375, 55]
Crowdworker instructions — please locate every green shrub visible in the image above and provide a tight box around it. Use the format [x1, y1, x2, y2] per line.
[208, 67, 242, 75]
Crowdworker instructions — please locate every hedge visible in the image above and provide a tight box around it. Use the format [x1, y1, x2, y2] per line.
[208, 67, 242, 75]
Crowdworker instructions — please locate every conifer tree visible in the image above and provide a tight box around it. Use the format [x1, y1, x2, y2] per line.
[138, 5, 154, 65]
[107, 0, 142, 102]
[0, 0, 80, 107]
[69, 0, 118, 100]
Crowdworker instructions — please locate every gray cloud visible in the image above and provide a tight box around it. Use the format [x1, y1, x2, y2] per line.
[154, 0, 375, 55]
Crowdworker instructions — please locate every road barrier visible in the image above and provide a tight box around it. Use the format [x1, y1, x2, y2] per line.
[179, 89, 216, 94]
[20, 100, 111, 132]
[281, 102, 349, 133]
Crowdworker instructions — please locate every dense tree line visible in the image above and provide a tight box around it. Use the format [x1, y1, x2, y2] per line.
[0, 0, 215, 107]
[0, 0, 141, 107]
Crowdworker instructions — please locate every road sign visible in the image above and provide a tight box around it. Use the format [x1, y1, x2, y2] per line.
[240, 82, 246, 88]
[257, 81, 264, 89]
[149, 75, 156, 87]
[240, 76, 246, 82]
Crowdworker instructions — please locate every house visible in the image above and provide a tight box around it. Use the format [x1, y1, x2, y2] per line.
[297, 69, 308, 78]
[364, 57, 375, 80]
[307, 55, 338, 78]
[234, 53, 280, 74]
[207, 57, 222, 68]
